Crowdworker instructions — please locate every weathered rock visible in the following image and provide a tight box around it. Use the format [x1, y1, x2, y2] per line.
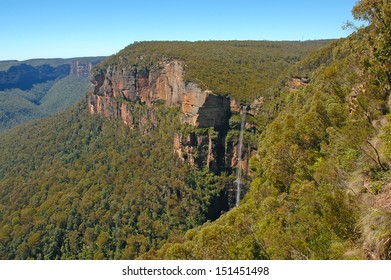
[174, 129, 227, 173]
[89, 59, 231, 131]
[90, 59, 185, 108]
[286, 76, 310, 91]
[225, 134, 258, 177]
[230, 98, 241, 113]
[91, 72, 105, 95]
[88, 93, 157, 131]
[174, 132, 196, 166]
[248, 96, 264, 116]
[181, 85, 231, 129]
[70, 60, 92, 77]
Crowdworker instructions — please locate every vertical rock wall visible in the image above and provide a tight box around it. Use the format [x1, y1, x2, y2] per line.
[88, 59, 231, 131]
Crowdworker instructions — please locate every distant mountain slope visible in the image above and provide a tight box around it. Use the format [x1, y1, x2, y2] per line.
[0, 57, 105, 131]
[0, 90, 42, 129]
[39, 76, 90, 115]
[0, 63, 69, 91]
[0, 57, 106, 71]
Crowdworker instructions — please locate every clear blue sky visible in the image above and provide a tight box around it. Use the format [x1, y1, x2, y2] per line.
[0, 0, 360, 61]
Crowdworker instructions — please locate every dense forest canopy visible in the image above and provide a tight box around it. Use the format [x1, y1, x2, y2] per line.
[0, 0, 390, 260]
[0, 104, 229, 259]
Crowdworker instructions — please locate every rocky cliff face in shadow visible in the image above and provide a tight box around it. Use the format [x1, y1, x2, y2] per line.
[180, 83, 231, 129]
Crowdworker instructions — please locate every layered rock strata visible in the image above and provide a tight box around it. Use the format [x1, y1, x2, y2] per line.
[88, 59, 231, 130]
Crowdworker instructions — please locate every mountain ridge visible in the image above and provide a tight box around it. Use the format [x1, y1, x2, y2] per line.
[0, 56, 105, 131]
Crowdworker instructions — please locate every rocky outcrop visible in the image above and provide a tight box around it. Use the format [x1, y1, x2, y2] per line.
[225, 136, 258, 176]
[286, 76, 310, 92]
[248, 96, 264, 116]
[89, 59, 231, 131]
[174, 116, 259, 176]
[88, 94, 157, 132]
[174, 129, 227, 174]
[181, 83, 231, 128]
[89, 60, 185, 108]
[70, 61, 92, 77]
[230, 98, 241, 113]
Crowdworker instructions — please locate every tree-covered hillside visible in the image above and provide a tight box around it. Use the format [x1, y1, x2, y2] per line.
[0, 103, 228, 259]
[147, 0, 391, 260]
[99, 40, 332, 102]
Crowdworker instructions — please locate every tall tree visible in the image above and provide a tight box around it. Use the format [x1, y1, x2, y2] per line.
[353, 0, 391, 88]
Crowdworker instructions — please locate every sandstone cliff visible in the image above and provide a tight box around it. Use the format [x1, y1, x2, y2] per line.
[88, 59, 231, 130]
[88, 58, 260, 180]
[88, 58, 263, 208]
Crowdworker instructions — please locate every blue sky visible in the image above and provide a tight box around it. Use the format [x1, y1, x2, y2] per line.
[0, 0, 360, 60]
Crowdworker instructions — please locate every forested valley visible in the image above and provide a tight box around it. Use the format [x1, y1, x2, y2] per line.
[0, 0, 390, 260]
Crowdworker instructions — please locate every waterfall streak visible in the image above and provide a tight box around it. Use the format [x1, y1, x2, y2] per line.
[236, 106, 246, 206]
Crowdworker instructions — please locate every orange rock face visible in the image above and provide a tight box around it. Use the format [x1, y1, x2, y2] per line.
[89, 59, 231, 130]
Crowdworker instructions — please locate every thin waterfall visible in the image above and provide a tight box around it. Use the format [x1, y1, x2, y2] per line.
[236, 106, 246, 206]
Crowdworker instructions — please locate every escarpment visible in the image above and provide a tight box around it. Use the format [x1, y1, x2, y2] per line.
[88, 58, 259, 196]
[89, 59, 231, 130]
